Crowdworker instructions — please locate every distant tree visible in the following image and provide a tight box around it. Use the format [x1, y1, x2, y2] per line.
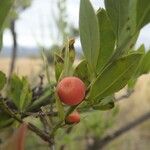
[7, 0, 32, 79]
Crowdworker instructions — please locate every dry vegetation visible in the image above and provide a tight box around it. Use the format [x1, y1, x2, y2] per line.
[0, 57, 42, 76]
[0, 57, 150, 150]
[107, 74, 150, 150]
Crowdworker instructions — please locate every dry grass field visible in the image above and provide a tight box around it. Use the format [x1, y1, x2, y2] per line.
[0, 57, 150, 150]
[0, 57, 42, 77]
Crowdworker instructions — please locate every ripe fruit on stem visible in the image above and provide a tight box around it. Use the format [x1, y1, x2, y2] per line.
[56, 77, 86, 106]
[66, 111, 80, 124]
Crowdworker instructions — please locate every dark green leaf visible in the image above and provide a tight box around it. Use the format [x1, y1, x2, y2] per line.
[137, 0, 150, 29]
[88, 53, 143, 102]
[54, 54, 64, 81]
[104, 0, 138, 60]
[137, 44, 145, 53]
[0, 32, 3, 50]
[127, 45, 145, 89]
[74, 60, 91, 87]
[0, 71, 6, 90]
[0, 0, 14, 30]
[20, 77, 32, 111]
[96, 9, 115, 73]
[93, 95, 115, 111]
[128, 78, 137, 89]
[79, 0, 100, 72]
[9, 75, 32, 111]
[9, 75, 23, 109]
[138, 50, 150, 74]
[0, 110, 14, 129]
[55, 92, 65, 121]
[130, 45, 147, 77]
[0, 0, 14, 51]
[104, 0, 130, 42]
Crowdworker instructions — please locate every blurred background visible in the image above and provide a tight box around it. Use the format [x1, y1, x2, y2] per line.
[0, 0, 150, 150]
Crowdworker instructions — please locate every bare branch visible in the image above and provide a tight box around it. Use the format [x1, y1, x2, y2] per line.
[8, 20, 17, 81]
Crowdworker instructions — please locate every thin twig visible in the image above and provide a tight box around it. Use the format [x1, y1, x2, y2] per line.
[21, 111, 58, 118]
[28, 123, 53, 144]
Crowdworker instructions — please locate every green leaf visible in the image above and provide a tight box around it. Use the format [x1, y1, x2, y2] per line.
[137, 0, 150, 29]
[61, 38, 75, 65]
[9, 75, 23, 109]
[104, 0, 150, 55]
[104, 0, 130, 42]
[138, 50, 150, 74]
[96, 9, 115, 73]
[128, 78, 137, 89]
[0, 71, 6, 90]
[54, 53, 64, 81]
[77, 101, 91, 112]
[9, 75, 32, 111]
[93, 95, 115, 111]
[55, 92, 65, 121]
[0, 0, 14, 51]
[130, 45, 145, 73]
[0, 0, 14, 30]
[26, 87, 54, 112]
[74, 60, 91, 87]
[20, 77, 32, 111]
[127, 45, 145, 89]
[79, 0, 100, 72]
[62, 40, 74, 77]
[0, 32, 3, 50]
[0, 110, 14, 129]
[104, 0, 138, 60]
[88, 53, 143, 101]
[117, 0, 138, 49]
[136, 44, 146, 53]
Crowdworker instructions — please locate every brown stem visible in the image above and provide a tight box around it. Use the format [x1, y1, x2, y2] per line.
[21, 111, 58, 118]
[8, 20, 17, 81]
[28, 123, 54, 145]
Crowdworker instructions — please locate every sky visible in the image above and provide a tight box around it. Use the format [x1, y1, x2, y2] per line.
[3, 0, 150, 49]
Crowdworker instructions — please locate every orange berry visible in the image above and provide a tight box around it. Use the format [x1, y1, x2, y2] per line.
[66, 111, 80, 124]
[57, 77, 85, 106]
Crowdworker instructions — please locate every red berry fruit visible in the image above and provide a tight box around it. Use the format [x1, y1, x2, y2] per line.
[56, 77, 86, 106]
[66, 111, 80, 124]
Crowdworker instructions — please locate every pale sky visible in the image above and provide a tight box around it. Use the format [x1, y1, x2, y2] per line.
[3, 0, 150, 49]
